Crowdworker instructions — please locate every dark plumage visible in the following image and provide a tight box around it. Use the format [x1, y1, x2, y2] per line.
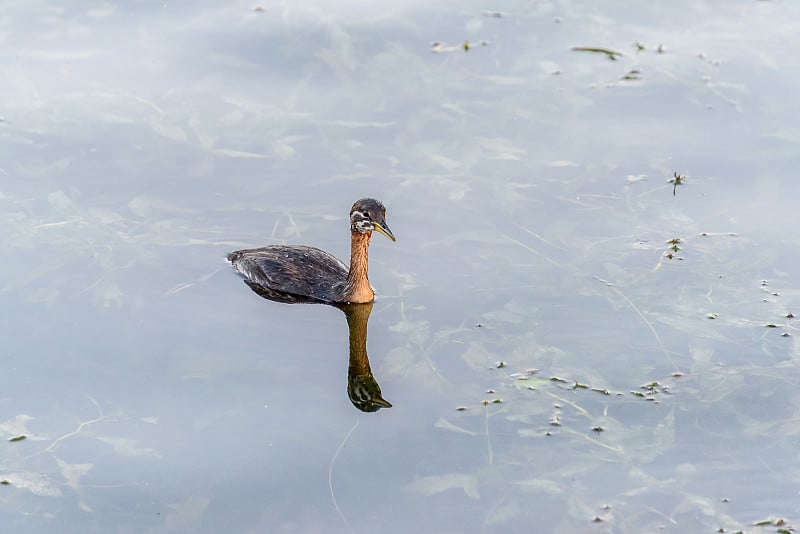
[227, 198, 395, 304]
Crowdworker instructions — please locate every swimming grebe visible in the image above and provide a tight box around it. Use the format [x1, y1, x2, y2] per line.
[227, 198, 395, 304]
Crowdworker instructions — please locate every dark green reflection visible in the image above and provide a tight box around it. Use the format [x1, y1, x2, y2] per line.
[340, 302, 392, 413]
[240, 283, 391, 413]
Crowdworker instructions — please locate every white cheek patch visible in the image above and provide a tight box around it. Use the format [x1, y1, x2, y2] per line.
[353, 220, 373, 233]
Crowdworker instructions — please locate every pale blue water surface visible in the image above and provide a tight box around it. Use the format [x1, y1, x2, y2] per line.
[2, 1, 799, 532]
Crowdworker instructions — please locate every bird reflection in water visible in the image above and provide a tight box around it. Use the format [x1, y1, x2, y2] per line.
[342, 302, 392, 412]
[227, 198, 394, 412]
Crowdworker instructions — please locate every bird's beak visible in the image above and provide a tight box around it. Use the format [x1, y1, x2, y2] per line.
[372, 220, 396, 242]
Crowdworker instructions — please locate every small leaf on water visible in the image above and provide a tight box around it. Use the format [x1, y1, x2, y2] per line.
[0, 480, 10, 486]
[8, 435, 26, 442]
[571, 46, 623, 60]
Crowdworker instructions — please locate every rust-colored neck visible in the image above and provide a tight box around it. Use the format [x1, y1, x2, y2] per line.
[345, 231, 374, 303]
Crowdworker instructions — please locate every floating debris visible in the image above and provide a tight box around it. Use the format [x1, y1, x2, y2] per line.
[436, 40, 493, 53]
[621, 68, 641, 80]
[707, 313, 718, 319]
[663, 237, 683, 260]
[752, 518, 791, 529]
[571, 46, 624, 61]
[456, 406, 468, 411]
[482, 10, 504, 18]
[8, 435, 26, 442]
[511, 368, 539, 380]
[591, 425, 604, 433]
[634, 41, 646, 53]
[633, 380, 670, 400]
[0, 480, 9, 486]
[669, 172, 685, 196]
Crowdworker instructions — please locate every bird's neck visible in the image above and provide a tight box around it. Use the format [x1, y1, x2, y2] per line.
[345, 231, 374, 303]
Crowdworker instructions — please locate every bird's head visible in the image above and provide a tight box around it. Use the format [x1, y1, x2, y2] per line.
[350, 198, 396, 242]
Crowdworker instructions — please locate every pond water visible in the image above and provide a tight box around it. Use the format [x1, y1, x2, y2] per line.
[2, 1, 799, 532]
